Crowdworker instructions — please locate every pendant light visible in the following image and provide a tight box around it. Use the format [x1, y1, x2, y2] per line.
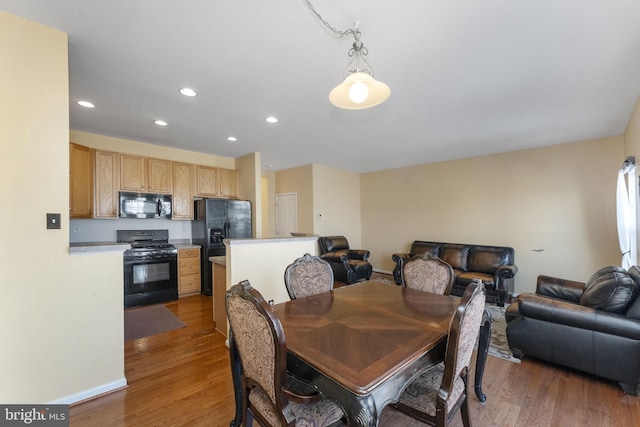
[305, 0, 391, 110]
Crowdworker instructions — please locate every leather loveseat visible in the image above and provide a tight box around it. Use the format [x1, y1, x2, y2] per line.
[392, 241, 517, 306]
[318, 236, 373, 285]
[506, 266, 640, 395]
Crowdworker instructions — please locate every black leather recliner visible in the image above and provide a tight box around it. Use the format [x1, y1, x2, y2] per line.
[506, 265, 640, 395]
[318, 236, 372, 285]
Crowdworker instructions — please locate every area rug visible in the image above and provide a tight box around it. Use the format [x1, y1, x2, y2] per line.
[124, 304, 186, 341]
[482, 304, 520, 363]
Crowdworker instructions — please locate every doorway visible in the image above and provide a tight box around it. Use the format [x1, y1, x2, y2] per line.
[275, 192, 297, 237]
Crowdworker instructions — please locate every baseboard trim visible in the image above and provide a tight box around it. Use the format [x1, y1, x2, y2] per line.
[372, 268, 393, 275]
[50, 377, 128, 405]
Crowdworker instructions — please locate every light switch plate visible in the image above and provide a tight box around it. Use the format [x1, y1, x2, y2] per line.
[47, 213, 61, 229]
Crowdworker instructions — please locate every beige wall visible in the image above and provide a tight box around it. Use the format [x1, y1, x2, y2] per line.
[227, 238, 318, 304]
[0, 11, 125, 403]
[312, 164, 362, 247]
[70, 130, 235, 169]
[236, 152, 261, 238]
[361, 137, 624, 294]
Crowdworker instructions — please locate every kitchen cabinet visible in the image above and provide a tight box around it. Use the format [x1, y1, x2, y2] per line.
[94, 150, 119, 218]
[178, 247, 201, 296]
[219, 168, 240, 199]
[172, 162, 195, 220]
[195, 165, 219, 197]
[212, 257, 227, 337]
[120, 154, 146, 192]
[147, 158, 172, 194]
[69, 143, 94, 218]
[120, 155, 172, 194]
[196, 165, 240, 198]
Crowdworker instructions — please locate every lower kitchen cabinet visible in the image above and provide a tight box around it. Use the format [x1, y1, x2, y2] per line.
[178, 247, 201, 296]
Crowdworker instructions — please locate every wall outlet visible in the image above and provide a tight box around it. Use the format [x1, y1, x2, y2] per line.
[47, 213, 61, 229]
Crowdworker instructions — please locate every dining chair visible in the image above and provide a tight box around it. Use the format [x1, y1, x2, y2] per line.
[402, 252, 455, 295]
[226, 280, 346, 427]
[393, 279, 486, 427]
[284, 253, 334, 300]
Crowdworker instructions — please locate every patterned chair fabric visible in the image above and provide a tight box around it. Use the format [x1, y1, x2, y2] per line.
[402, 253, 455, 295]
[394, 280, 486, 427]
[284, 253, 334, 300]
[226, 280, 345, 427]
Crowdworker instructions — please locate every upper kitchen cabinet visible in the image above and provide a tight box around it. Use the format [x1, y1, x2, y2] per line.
[69, 142, 94, 218]
[219, 168, 240, 199]
[148, 158, 172, 194]
[195, 165, 219, 197]
[196, 165, 240, 199]
[120, 154, 146, 192]
[94, 150, 119, 218]
[172, 162, 195, 220]
[120, 155, 172, 194]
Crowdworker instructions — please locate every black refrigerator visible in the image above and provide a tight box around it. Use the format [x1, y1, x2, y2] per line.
[192, 198, 252, 295]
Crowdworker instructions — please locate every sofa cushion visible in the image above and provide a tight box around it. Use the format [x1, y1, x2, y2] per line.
[440, 245, 469, 272]
[468, 247, 512, 275]
[579, 266, 638, 313]
[411, 242, 440, 257]
[456, 272, 495, 289]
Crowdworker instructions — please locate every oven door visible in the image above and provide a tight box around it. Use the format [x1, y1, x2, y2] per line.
[124, 254, 178, 308]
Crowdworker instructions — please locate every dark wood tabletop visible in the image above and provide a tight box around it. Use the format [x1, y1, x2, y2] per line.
[272, 280, 458, 395]
[229, 279, 491, 427]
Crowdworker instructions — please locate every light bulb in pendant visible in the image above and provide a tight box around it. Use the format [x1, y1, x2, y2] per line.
[349, 81, 369, 104]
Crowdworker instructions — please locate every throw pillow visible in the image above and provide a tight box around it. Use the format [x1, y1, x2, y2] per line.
[579, 266, 639, 313]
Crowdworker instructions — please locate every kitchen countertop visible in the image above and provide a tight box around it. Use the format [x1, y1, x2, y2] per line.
[69, 241, 130, 255]
[209, 256, 226, 266]
[173, 243, 201, 250]
[69, 241, 200, 254]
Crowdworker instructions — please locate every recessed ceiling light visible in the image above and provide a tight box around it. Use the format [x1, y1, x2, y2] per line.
[77, 100, 95, 108]
[154, 120, 168, 126]
[266, 116, 278, 124]
[179, 88, 197, 97]
[227, 136, 237, 142]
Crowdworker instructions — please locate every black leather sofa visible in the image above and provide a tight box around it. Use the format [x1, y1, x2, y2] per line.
[318, 236, 373, 285]
[506, 266, 640, 395]
[392, 241, 517, 306]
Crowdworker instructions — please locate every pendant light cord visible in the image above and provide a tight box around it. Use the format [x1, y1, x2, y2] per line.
[303, 0, 361, 41]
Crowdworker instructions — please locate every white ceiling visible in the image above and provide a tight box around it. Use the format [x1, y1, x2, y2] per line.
[3, 0, 640, 173]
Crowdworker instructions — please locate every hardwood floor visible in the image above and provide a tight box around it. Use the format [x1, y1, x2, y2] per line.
[70, 293, 640, 427]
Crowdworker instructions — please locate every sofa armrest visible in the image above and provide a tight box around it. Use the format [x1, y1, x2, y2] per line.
[320, 251, 349, 264]
[535, 275, 585, 303]
[349, 249, 370, 261]
[392, 253, 412, 285]
[495, 265, 517, 279]
[517, 294, 640, 339]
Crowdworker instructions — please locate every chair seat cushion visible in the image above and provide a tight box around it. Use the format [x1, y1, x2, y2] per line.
[397, 362, 464, 417]
[249, 386, 344, 427]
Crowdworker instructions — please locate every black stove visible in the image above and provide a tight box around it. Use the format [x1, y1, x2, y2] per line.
[117, 229, 178, 308]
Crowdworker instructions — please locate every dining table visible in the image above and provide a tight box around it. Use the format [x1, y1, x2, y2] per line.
[229, 279, 491, 427]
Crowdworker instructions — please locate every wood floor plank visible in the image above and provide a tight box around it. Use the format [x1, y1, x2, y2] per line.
[70, 293, 640, 426]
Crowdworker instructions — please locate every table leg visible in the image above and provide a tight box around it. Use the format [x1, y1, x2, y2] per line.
[228, 333, 243, 427]
[474, 308, 492, 403]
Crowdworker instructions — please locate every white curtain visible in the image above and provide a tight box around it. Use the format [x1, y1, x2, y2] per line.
[616, 157, 637, 269]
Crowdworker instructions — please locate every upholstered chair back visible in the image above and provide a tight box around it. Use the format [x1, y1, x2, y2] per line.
[443, 280, 486, 410]
[226, 281, 288, 426]
[284, 253, 334, 300]
[402, 253, 455, 295]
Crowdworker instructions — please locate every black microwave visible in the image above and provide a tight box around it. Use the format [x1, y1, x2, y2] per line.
[119, 192, 172, 219]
